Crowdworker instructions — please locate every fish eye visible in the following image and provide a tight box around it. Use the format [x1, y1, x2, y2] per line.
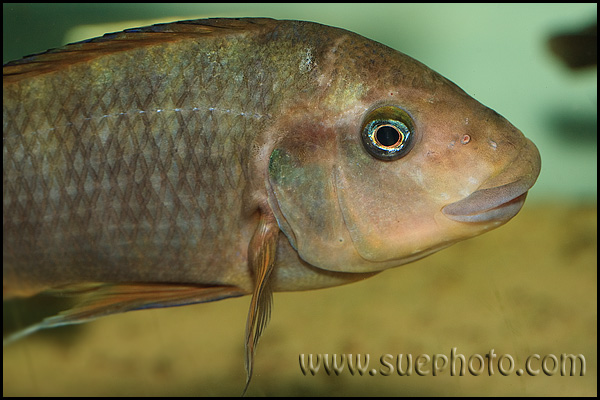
[361, 106, 415, 161]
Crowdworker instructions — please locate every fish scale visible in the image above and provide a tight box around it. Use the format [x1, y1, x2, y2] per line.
[3, 23, 299, 292]
[3, 18, 541, 391]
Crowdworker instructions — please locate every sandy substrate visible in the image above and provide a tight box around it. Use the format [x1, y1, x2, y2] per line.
[3, 202, 597, 396]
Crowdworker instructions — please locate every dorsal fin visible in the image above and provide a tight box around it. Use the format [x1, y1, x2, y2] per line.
[3, 18, 279, 83]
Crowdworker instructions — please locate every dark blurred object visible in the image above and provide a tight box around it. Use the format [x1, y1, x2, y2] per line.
[548, 21, 597, 70]
[3, 294, 82, 345]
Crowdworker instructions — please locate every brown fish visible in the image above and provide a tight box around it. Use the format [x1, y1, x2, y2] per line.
[3, 18, 541, 390]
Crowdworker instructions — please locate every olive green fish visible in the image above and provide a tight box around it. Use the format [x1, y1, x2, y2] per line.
[3, 18, 541, 390]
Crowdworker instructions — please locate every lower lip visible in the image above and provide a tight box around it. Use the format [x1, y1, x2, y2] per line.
[443, 192, 528, 223]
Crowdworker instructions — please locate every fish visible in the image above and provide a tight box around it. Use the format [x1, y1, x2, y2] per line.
[548, 21, 597, 70]
[2, 18, 541, 391]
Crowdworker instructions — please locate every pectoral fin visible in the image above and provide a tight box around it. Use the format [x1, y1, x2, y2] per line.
[3, 283, 245, 346]
[243, 212, 279, 395]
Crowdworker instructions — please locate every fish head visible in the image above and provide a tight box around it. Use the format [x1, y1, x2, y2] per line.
[266, 31, 541, 274]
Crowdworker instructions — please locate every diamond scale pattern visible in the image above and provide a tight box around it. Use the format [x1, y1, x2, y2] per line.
[4, 19, 320, 293]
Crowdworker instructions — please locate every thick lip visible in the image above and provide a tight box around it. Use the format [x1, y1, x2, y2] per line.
[442, 139, 541, 223]
[442, 182, 530, 222]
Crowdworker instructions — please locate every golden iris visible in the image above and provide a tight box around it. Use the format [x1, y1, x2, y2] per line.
[361, 106, 415, 161]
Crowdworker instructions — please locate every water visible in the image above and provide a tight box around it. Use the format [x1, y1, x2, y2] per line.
[3, 4, 597, 396]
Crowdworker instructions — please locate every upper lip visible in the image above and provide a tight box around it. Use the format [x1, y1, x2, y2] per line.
[442, 139, 541, 223]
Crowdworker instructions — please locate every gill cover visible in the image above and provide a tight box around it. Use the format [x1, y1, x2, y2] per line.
[267, 105, 423, 273]
[267, 145, 358, 272]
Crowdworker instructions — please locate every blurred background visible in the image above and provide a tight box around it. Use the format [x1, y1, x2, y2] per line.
[3, 3, 596, 396]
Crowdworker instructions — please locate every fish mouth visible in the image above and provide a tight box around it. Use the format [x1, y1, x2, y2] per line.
[442, 139, 541, 223]
[441, 181, 530, 223]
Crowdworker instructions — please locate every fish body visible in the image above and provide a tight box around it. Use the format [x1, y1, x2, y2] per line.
[4, 19, 382, 298]
[3, 18, 540, 386]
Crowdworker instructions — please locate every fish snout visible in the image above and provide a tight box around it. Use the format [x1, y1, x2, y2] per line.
[441, 138, 541, 223]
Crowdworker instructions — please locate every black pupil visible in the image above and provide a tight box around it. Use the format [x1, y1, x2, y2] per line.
[376, 125, 400, 147]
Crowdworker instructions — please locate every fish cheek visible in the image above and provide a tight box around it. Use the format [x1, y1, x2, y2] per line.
[334, 144, 445, 267]
[266, 144, 359, 272]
